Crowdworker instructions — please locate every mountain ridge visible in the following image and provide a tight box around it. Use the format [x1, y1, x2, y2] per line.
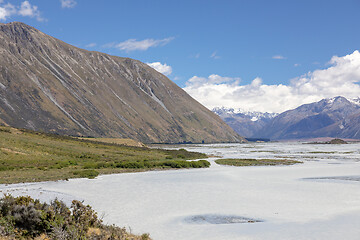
[253, 96, 360, 140]
[0, 22, 244, 143]
[212, 107, 277, 137]
[213, 96, 360, 140]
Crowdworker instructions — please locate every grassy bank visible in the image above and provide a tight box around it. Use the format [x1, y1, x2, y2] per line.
[0, 126, 208, 184]
[0, 195, 150, 240]
[215, 158, 302, 167]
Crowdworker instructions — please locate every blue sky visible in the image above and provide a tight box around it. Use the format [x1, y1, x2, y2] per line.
[1, 0, 360, 112]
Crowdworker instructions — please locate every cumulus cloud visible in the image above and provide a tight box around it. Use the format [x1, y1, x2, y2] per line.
[18, 1, 43, 21]
[272, 55, 286, 60]
[147, 62, 172, 76]
[183, 50, 360, 113]
[60, 0, 77, 8]
[114, 37, 174, 52]
[0, 3, 15, 20]
[0, 1, 43, 21]
[85, 43, 96, 48]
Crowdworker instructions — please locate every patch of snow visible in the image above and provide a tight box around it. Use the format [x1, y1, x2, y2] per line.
[213, 107, 278, 120]
[327, 97, 336, 105]
[251, 116, 258, 122]
[348, 97, 360, 106]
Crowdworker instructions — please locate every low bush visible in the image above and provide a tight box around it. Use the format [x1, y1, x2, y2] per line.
[0, 195, 150, 239]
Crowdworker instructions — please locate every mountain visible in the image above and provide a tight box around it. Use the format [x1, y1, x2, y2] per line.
[0, 22, 244, 144]
[253, 96, 360, 140]
[212, 107, 278, 137]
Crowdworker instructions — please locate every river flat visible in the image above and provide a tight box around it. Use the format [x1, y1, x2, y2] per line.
[1, 142, 360, 239]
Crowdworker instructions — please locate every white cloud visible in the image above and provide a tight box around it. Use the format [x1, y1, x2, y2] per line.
[85, 43, 96, 48]
[183, 50, 360, 113]
[272, 55, 286, 60]
[18, 1, 43, 21]
[210, 51, 221, 59]
[60, 0, 77, 8]
[0, 3, 16, 20]
[115, 37, 174, 52]
[186, 74, 240, 88]
[0, 6, 9, 20]
[147, 62, 172, 76]
[294, 63, 301, 67]
[0, 1, 43, 21]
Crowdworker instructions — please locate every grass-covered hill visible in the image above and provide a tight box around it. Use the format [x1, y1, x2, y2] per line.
[0, 126, 209, 184]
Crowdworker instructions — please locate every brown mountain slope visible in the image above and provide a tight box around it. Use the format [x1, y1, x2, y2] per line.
[0, 22, 244, 143]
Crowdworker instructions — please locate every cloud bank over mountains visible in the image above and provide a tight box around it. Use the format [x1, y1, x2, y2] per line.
[183, 51, 360, 113]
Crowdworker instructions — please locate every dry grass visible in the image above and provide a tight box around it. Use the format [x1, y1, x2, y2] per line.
[78, 137, 147, 147]
[0, 126, 208, 184]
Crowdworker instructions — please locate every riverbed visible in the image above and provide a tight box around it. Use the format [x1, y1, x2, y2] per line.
[1, 142, 360, 239]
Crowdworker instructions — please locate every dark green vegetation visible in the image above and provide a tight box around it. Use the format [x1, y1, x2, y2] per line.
[327, 138, 348, 144]
[0, 126, 208, 184]
[0, 195, 150, 240]
[215, 158, 302, 167]
[308, 138, 348, 145]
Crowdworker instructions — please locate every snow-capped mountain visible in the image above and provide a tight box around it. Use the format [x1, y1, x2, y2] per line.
[213, 107, 278, 121]
[253, 96, 360, 140]
[214, 96, 360, 140]
[212, 107, 278, 137]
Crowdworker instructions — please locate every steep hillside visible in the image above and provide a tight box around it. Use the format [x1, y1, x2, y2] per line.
[0, 22, 244, 143]
[254, 96, 360, 140]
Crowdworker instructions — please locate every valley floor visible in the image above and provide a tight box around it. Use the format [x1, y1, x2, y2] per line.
[1, 142, 359, 239]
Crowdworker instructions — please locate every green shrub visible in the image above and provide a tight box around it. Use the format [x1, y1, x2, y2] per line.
[72, 169, 99, 179]
[116, 161, 145, 169]
[0, 195, 150, 239]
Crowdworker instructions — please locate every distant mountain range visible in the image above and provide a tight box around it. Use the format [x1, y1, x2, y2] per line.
[0, 22, 244, 144]
[213, 96, 360, 140]
[212, 107, 278, 138]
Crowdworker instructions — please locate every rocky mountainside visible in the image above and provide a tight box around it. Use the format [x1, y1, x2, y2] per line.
[253, 96, 360, 140]
[212, 107, 277, 137]
[0, 22, 244, 143]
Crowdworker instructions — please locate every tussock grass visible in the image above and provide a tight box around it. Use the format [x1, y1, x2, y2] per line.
[215, 158, 302, 167]
[0, 126, 208, 184]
